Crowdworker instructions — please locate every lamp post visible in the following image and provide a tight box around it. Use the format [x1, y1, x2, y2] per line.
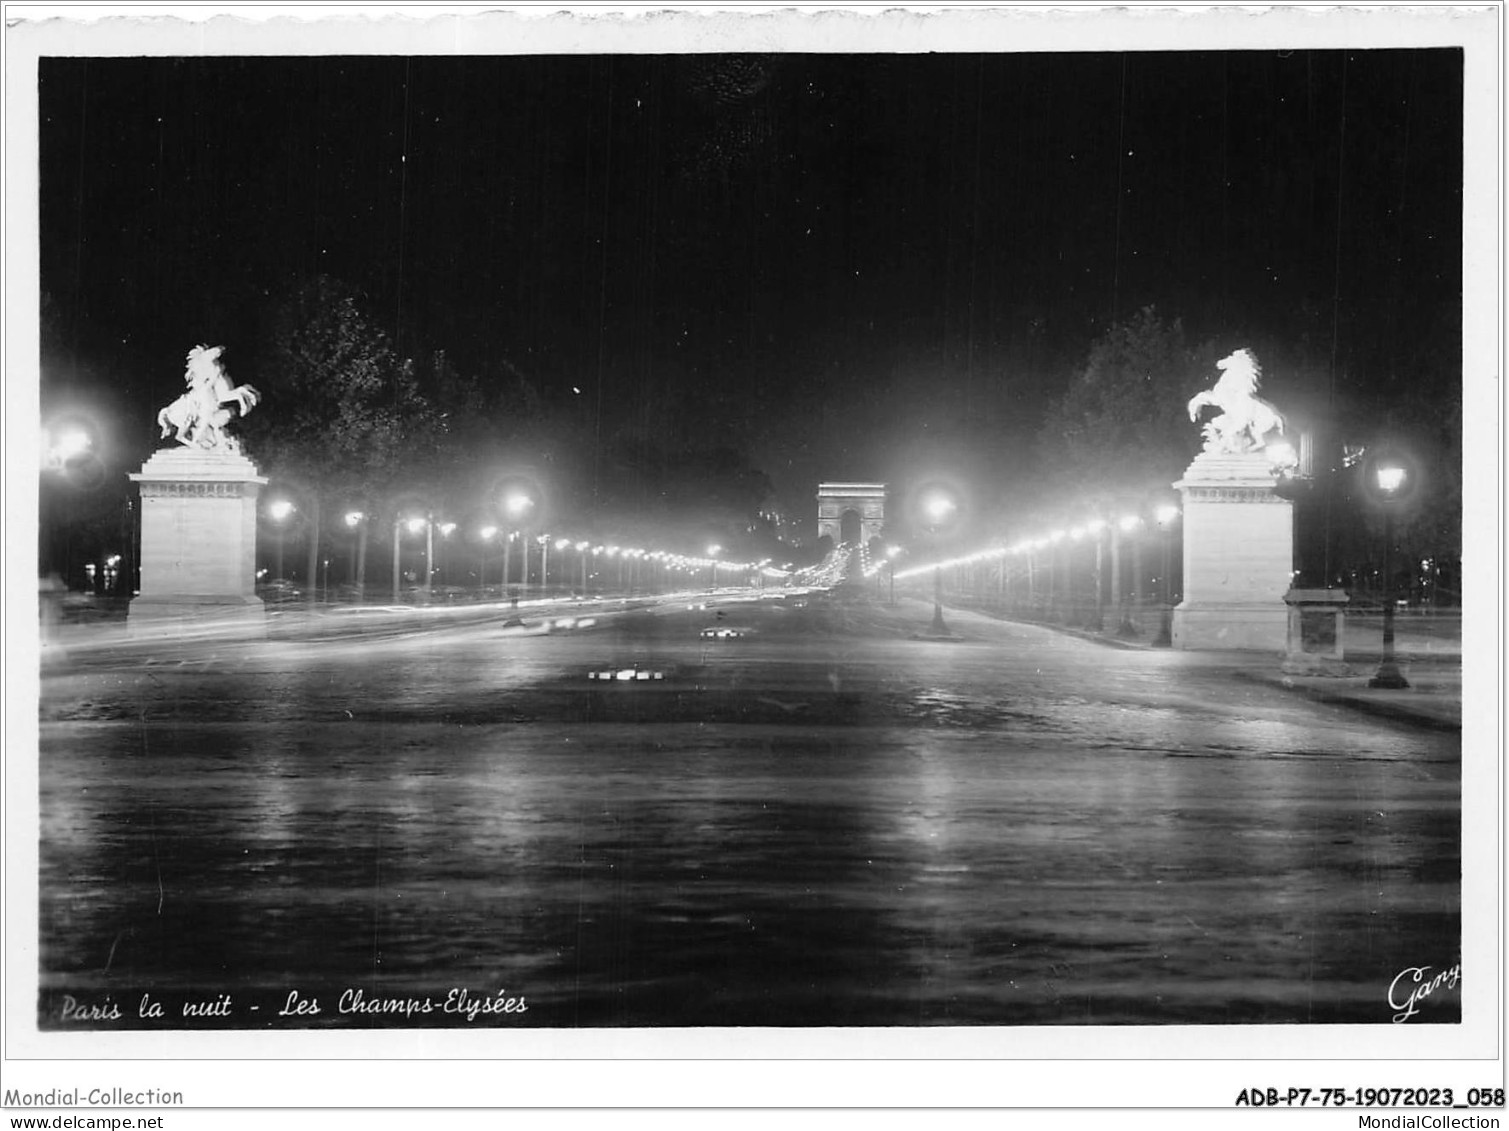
[1366, 454, 1416, 689]
[886, 546, 902, 605]
[707, 544, 722, 590]
[344, 510, 366, 597]
[436, 522, 455, 591]
[479, 525, 499, 592]
[392, 516, 403, 603]
[1087, 519, 1107, 631]
[269, 499, 295, 581]
[1116, 514, 1142, 636]
[405, 516, 432, 598]
[921, 489, 958, 635]
[576, 541, 590, 596]
[1152, 504, 1180, 647]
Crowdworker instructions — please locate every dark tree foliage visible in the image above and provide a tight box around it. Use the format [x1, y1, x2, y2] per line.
[1036, 307, 1212, 512]
[241, 277, 440, 585]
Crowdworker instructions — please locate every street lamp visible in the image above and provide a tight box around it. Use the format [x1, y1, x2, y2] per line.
[707, 544, 722, 589]
[538, 533, 552, 599]
[1364, 452, 1417, 689]
[1116, 513, 1143, 636]
[1152, 503, 1180, 647]
[576, 541, 591, 596]
[1084, 518, 1107, 631]
[920, 487, 959, 635]
[344, 510, 366, 597]
[268, 499, 295, 580]
[886, 545, 902, 605]
[479, 525, 499, 591]
[499, 489, 536, 599]
[47, 426, 91, 468]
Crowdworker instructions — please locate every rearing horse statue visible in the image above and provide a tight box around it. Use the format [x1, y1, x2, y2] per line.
[156, 345, 261, 453]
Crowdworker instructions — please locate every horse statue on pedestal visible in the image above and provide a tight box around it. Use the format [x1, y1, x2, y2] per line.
[1186, 348, 1286, 454]
[156, 345, 261, 453]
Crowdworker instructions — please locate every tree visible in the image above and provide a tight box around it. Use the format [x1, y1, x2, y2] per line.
[241, 277, 439, 595]
[1036, 307, 1212, 509]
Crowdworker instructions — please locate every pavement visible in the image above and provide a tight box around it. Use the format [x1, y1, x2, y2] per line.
[39, 588, 1466, 732]
[1022, 612, 1465, 732]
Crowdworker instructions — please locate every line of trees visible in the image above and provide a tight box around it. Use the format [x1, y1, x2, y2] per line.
[1027, 305, 1463, 604]
[234, 277, 786, 596]
[39, 284, 1463, 607]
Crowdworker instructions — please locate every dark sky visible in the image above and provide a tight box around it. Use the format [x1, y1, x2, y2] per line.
[37, 48, 1463, 522]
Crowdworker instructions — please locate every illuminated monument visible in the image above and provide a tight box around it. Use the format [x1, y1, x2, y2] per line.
[816, 482, 886, 583]
[816, 482, 886, 544]
[1171, 349, 1295, 652]
[127, 346, 268, 635]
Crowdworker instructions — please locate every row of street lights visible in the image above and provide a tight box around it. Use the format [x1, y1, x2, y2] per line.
[895, 499, 1183, 638]
[261, 491, 780, 603]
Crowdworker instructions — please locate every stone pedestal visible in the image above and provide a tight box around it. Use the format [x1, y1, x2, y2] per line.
[1171, 450, 1292, 652]
[1282, 588, 1351, 675]
[127, 448, 268, 636]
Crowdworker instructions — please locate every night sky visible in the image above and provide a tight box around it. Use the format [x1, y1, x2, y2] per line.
[36, 42, 1465, 530]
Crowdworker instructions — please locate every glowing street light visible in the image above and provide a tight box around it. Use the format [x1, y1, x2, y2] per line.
[393, 515, 423, 602]
[268, 499, 295, 579]
[1364, 452, 1417, 689]
[537, 533, 553, 598]
[50, 427, 91, 465]
[1153, 503, 1181, 646]
[344, 510, 367, 595]
[918, 486, 961, 636]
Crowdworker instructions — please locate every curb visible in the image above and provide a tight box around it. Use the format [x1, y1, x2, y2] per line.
[1234, 671, 1462, 733]
[1018, 614, 1461, 733]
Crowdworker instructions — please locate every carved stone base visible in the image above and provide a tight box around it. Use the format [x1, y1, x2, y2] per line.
[1171, 602, 1289, 652]
[1171, 449, 1292, 652]
[127, 448, 268, 637]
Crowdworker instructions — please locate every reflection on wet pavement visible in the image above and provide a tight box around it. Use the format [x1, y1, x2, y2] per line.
[37, 600, 1459, 1027]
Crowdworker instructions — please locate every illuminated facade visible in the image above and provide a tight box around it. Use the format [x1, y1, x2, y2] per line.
[816, 482, 886, 545]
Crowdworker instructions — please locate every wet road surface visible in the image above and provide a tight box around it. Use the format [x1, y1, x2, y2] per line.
[36, 593, 1460, 1027]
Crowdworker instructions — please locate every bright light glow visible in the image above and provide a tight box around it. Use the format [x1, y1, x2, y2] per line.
[1155, 504, 1180, 526]
[923, 493, 957, 523]
[439, 522, 456, 537]
[53, 428, 91, 460]
[1118, 515, 1141, 533]
[269, 500, 295, 521]
[1070, 526, 1086, 540]
[1376, 464, 1408, 495]
[479, 525, 498, 540]
[505, 493, 534, 517]
[707, 544, 722, 556]
[344, 511, 364, 527]
[406, 517, 426, 534]
[576, 541, 590, 551]
[1086, 518, 1107, 534]
[1048, 530, 1066, 543]
[556, 537, 572, 549]
[1266, 440, 1298, 470]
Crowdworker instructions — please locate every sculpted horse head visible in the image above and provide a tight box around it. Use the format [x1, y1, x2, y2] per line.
[1188, 348, 1285, 453]
[155, 345, 260, 451]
